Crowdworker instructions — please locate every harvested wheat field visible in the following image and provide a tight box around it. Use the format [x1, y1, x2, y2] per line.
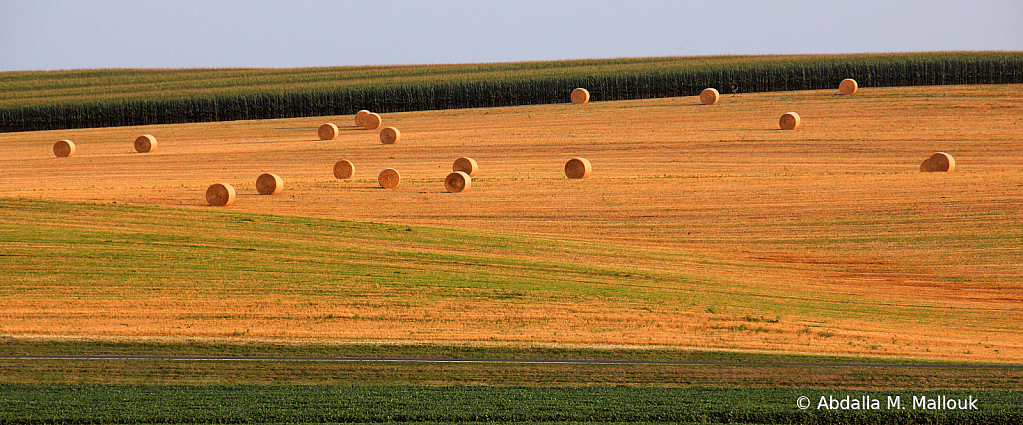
[1, 85, 1021, 362]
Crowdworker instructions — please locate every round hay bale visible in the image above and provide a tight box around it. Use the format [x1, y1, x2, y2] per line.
[255, 173, 283, 195]
[919, 158, 931, 172]
[362, 113, 382, 130]
[206, 182, 236, 206]
[452, 157, 478, 177]
[445, 171, 472, 193]
[921, 152, 955, 172]
[565, 157, 592, 179]
[134, 134, 157, 153]
[571, 88, 590, 104]
[354, 110, 370, 127]
[380, 127, 400, 144]
[53, 140, 76, 157]
[700, 88, 719, 105]
[839, 79, 858, 96]
[318, 123, 339, 140]
[779, 112, 801, 130]
[378, 168, 400, 189]
[333, 159, 355, 179]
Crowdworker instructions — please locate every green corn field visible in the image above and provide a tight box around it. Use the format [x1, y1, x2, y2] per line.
[1, 51, 1021, 132]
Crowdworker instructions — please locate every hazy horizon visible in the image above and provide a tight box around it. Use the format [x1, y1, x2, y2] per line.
[2, 1, 1022, 72]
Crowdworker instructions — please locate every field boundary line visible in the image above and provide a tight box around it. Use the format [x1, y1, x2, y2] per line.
[2, 355, 1020, 369]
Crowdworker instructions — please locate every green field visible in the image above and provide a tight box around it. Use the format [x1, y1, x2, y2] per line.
[3, 51, 1021, 132]
[7, 52, 1018, 108]
[0, 197, 722, 305]
[4, 341, 1022, 390]
[0, 384, 1019, 425]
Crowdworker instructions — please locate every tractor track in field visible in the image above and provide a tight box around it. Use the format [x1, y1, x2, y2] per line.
[2, 355, 1020, 369]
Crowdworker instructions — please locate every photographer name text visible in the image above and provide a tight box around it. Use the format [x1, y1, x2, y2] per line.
[797, 395, 979, 411]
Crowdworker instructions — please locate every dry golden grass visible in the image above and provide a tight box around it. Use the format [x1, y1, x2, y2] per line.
[1, 84, 1021, 362]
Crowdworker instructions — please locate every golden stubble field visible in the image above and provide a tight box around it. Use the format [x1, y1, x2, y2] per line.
[1, 84, 1021, 361]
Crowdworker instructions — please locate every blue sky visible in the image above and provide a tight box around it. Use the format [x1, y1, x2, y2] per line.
[1, 1, 1021, 72]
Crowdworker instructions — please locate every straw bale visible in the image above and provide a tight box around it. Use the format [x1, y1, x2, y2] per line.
[700, 88, 720, 105]
[452, 157, 478, 177]
[921, 152, 956, 172]
[380, 127, 401, 144]
[445, 171, 471, 193]
[839, 79, 858, 95]
[53, 140, 75, 157]
[362, 113, 382, 130]
[354, 110, 370, 126]
[318, 123, 339, 140]
[565, 157, 592, 179]
[779, 112, 801, 130]
[378, 168, 400, 189]
[206, 183, 236, 206]
[256, 173, 283, 195]
[134, 134, 157, 153]
[333, 159, 355, 179]
[571, 88, 590, 104]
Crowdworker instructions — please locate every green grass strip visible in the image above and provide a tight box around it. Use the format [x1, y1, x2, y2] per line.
[0, 384, 1019, 424]
[0, 198, 718, 305]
